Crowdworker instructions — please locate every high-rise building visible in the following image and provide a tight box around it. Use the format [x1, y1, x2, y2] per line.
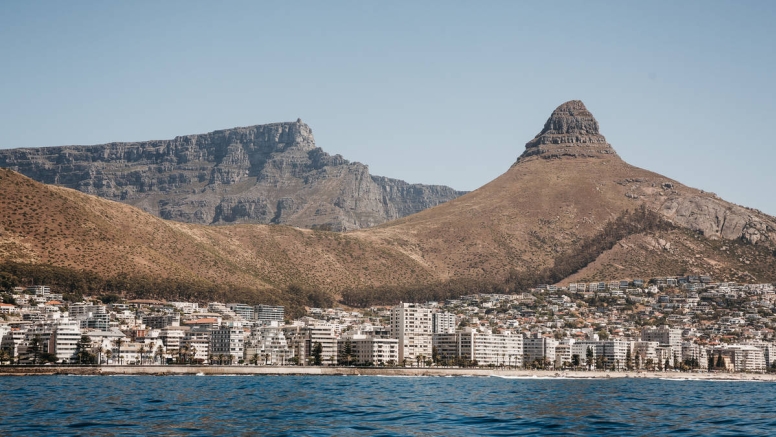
[641, 325, 682, 348]
[210, 322, 245, 363]
[522, 334, 559, 367]
[432, 312, 457, 334]
[306, 323, 338, 365]
[227, 303, 255, 321]
[390, 303, 432, 365]
[338, 332, 399, 366]
[255, 305, 285, 323]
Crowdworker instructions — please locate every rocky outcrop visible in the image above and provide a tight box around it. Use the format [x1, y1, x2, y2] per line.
[659, 195, 774, 245]
[0, 120, 465, 230]
[516, 100, 618, 163]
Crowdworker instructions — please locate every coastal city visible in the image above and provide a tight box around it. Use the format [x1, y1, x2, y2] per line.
[1, 275, 775, 374]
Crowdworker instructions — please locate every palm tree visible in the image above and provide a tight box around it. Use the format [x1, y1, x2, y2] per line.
[178, 345, 188, 364]
[30, 335, 41, 365]
[155, 345, 164, 365]
[138, 345, 146, 365]
[218, 353, 225, 365]
[105, 350, 113, 364]
[113, 337, 123, 365]
[188, 345, 197, 364]
[147, 342, 155, 363]
[97, 345, 104, 366]
[252, 353, 260, 366]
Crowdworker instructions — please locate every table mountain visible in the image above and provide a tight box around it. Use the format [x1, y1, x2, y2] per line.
[0, 120, 464, 231]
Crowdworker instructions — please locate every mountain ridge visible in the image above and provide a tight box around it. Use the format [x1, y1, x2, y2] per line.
[1, 101, 775, 306]
[0, 120, 465, 231]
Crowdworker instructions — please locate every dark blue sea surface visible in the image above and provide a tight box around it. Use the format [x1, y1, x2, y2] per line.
[1, 375, 774, 436]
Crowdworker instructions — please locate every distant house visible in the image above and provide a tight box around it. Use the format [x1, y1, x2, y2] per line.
[0, 303, 18, 314]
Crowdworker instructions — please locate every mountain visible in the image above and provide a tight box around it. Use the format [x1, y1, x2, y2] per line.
[1, 101, 774, 308]
[359, 100, 776, 284]
[0, 120, 464, 231]
[0, 167, 439, 305]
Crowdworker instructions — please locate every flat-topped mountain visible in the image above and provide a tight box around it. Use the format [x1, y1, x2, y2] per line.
[0, 120, 464, 231]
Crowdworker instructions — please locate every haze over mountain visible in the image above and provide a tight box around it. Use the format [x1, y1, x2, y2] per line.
[0, 120, 464, 231]
[1, 101, 774, 307]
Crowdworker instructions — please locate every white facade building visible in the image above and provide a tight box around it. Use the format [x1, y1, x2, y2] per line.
[432, 312, 457, 334]
[338, 332, 399, 366]
[391, 303, 433, 365]
[210, 323, 245, 363]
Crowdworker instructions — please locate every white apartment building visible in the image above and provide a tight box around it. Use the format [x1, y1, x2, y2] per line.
[433, 329, 523, 367]
[169, 302, 199, 314]
[433, 332, 459, 363]
[338, 332, 399, 366]
[184, 327, 211, 364]
[641, 325, 682, 348]
[391, 303, 433, 365]
[245, 326, 291, 365]
[1, 326, 26, 360]
[281, 325, 309, 365]
[159, 328, 185, 357]
[459, 329, 522, 367]
[632, 341, 660, 367]
[523, 335, 559, 367]
[572, 340, 630, 370]
[210, 323, 245, 363]
[255, 305, 285, 323]
[22, 313, 81, 363]
[555, 339, 574, 368]
[306, 323, 338, 365]
[709, 345, 766, 372]
[432, 312, 457, 334]
[227, 303, 254, 321]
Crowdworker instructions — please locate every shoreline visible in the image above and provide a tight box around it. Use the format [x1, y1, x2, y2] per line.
[0, 366, 773, 381]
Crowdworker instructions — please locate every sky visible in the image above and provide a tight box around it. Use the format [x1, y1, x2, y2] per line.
[1, 1, 775, 215]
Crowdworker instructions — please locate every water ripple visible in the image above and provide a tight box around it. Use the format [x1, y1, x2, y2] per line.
[1, 376, 775, 435]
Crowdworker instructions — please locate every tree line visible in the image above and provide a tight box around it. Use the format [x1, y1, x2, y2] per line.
[0, 262, 330, 318]
[342, 205, 673, 308]
[0, 205, 674, 312]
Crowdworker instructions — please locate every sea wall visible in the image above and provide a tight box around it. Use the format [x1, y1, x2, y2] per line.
[0, 366, 773, 381]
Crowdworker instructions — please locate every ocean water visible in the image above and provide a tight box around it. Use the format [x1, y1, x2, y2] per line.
[1, 375, 774, 436]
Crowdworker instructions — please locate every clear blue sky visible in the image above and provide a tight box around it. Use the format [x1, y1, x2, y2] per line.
[1, 1, 775, 215]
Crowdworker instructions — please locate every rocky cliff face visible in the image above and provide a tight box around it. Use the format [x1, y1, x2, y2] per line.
[0, 120, 465, 230]
[516, 100, 618, 163]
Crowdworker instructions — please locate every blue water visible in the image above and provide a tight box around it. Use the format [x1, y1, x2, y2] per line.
[1, 375, 774, 436]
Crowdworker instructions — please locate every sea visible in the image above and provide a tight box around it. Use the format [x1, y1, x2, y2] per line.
[1, 375, 774, 436]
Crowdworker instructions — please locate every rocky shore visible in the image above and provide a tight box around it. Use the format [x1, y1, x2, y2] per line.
[1, 366, 773, 381]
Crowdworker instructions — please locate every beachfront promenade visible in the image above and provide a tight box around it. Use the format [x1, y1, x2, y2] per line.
[1, 365, 773, 381]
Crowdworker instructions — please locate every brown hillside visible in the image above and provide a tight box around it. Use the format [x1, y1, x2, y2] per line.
[1, 100, 774, 305]
[359, 101, 776, 283]
[0, 168, 439, 296]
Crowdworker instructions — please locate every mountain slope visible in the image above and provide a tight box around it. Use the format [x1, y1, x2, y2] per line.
[0, 120, 464, 231]
[358, 101, 776, 283]
[1, 101, 774, 307]
[0, 167, 442, 296]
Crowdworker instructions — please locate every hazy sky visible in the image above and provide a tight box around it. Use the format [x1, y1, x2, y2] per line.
[1, 1, 774, 215]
